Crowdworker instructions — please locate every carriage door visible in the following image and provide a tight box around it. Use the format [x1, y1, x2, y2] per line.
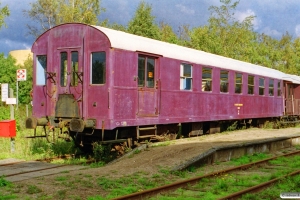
[137, 55, 159, 117]
[55, 49, 83, 118]
[284, 82, 295, 115]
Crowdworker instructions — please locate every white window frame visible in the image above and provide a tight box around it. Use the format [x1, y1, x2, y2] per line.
[180, 63, 192, 90]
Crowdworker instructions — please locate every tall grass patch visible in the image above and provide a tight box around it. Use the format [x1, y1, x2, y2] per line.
[0, 105, 78, 160]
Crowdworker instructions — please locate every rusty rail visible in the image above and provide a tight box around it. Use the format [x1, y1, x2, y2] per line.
[112, 150, 300, 200]
[0, 155, 89, 178]
[0, 161, 25, 167]
[4, 163, 68, 177]
[219, 169, 300, 200]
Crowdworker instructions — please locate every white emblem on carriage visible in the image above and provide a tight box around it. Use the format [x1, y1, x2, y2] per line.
[121, 121, 127, 126]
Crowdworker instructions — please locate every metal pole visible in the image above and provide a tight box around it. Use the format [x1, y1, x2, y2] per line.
[10, 88, 14, 120]
[16, 81, 18, 109]
[10, 88, 15, 153]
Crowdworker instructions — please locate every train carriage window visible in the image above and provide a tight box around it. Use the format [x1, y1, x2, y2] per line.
[138, 55, 155, 88]
[277, 81, 281, 96]
[259, 78, 265, 95]
[91, 52, 106, 84]
[147, 58, 155, 88]
[60, 52, 67, 87]
[220, 70, 229, 93]
[138, 56, 145, 86]
[202, 67, 212, 92]
[71, 51, 78, 86]
[248, 75, 254, 95]
[36, 55, 47, 85]
[269, 79, 274, 96]
[235, 73, 242, 94]
[180, 63, 192, 90]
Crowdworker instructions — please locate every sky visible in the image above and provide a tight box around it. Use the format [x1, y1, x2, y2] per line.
[0, 0, 300, 56]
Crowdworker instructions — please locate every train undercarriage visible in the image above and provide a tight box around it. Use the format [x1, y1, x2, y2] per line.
[25, 115, 299, 153]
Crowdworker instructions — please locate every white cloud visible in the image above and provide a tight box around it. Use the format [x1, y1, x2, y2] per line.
[235, 9, 260, 30]
[175, 4, 195, 15]
[295, 24, 300, 37]
[261, 27, 281, 38]
[2, 39, 30, 51]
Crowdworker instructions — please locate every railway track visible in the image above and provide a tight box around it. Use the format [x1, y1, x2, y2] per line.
[219, 169, 300, 200]
[0, 157, 87, 182]
[112, 149, 300, 200]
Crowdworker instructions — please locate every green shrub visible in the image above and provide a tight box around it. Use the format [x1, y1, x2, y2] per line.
[92, 142, 117, 163]
[0, 176, 11, 187]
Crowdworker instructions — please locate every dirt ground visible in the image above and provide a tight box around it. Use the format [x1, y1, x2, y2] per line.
[7, 127, 300, 199]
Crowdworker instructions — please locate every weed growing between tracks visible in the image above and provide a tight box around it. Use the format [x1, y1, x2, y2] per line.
[229, 152, 269, 166]
[151, 153, 300, 200]
[241, 174, 300, 200]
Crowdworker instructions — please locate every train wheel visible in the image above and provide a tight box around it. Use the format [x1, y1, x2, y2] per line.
[46, 127, 59, 144]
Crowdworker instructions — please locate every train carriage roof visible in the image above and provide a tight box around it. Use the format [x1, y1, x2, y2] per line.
[93, 25, 300, 84]
[33, 23, 300, 83]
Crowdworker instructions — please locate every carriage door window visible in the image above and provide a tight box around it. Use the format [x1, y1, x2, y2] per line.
[180, 63, 192, 90]
[259, 78, 265, 95]
[60, 52, 68, 87]
[220, 70, 228, 93]
[91, 52, 106, 84]
[248, 75, 254, 95]
[235, 73, 242, 94]
[269, 79, 274, 96]
[277, 81, 281, 96]
[138, 55, 155, 88]
[36, 55, 47, 85]
[202, 67, 212, 91]
[287, 84, 294, 99]
[71, 51, 78, 86]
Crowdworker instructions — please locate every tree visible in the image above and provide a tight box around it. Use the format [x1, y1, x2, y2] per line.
[0, 2, 10, 29]
[24, 0, 104, 37]
[0, 53, 33, 104]
[127, 1, 160, 40]
[101, 19, 127, 32]
[0, 53, 18, 97]
[159, 22, 179, 44]
[189, 0, 257, 60]
[18, 56, 33, 104]
[56, 0, 102, 25]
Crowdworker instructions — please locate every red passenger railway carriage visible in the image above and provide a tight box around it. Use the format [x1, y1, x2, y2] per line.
[26, 23, 300, 147]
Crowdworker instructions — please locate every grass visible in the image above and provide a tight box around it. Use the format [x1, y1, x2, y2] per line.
[26, 185, 42, 194]
[240, 175, 300, 200]
[0, 176, 12, 187]
[229, 152, 269, 166]
[151, 140, 174, 147]
[0, 105, 85, 163]
[1, 151, 300, 200]
[153, 153, 300, 200]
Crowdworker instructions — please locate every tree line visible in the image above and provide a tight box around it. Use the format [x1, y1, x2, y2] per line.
[0, 0, 299, 104]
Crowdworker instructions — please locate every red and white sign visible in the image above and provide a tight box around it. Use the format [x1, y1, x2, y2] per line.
[17, 69, 27, 81]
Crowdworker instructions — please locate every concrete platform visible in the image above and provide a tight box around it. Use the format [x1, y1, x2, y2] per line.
[172, 135, 300, 171]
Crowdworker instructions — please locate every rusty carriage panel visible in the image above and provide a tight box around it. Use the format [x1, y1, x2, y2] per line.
[55, 94, 80, 118]
[294, 99, 300, 115]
